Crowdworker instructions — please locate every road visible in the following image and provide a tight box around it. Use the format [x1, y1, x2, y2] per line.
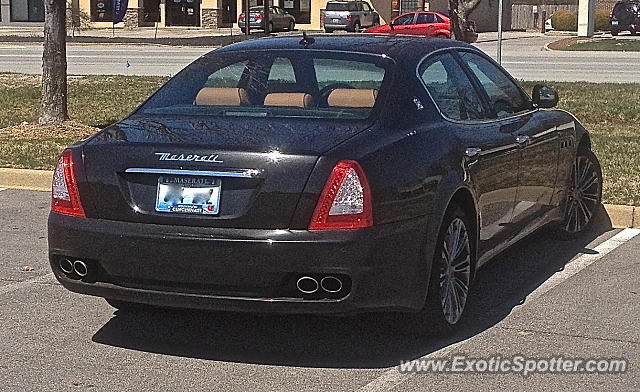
[1, 187, 639, 391]
[0, 35, 639, 81]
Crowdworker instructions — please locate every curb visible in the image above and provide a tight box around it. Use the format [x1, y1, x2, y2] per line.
[0, 168, 52, 192]
[0, 168, 638, 228]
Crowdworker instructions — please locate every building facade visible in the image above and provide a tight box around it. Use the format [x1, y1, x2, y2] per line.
[0, 0, 618, 30]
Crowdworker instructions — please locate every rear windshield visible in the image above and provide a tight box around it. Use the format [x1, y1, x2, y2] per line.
[326, 3, 351, 11]
[138, 51, 390, 120]
[613, 2, 638, 13]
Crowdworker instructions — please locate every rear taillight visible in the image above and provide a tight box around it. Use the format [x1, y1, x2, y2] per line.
[239, 13, 245, 20]
[51, 149, 85, 217]
[309, 160, 372, 230]
[256, 13, 263, 19]
[346, 15, 353, 22]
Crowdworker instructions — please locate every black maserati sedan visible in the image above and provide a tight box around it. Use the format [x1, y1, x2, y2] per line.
[49, 35, 602, 329]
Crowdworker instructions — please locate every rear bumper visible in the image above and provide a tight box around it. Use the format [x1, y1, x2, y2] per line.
[324, 22, 352, 31]
[48, 212, 432, 314]
[238, 21, 265, 30]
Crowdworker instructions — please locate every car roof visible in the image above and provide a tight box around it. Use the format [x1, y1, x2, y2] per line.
[212, 35, 474, 60]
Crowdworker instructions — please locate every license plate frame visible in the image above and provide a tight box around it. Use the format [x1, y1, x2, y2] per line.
[155, 176, 221, 215]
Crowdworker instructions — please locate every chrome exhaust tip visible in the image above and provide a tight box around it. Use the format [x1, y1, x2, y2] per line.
[59, 258, 74, 274]
[73, 260, 88, 277]
[320, 276, 343, 293]
[296, 276, 319, 294]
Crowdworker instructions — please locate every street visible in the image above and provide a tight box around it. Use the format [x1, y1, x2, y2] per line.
[1, 188, 638, 391]
[0, 34, 639, 82]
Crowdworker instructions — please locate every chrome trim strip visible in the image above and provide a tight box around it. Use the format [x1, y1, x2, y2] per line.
[531, 127, 557, 139]
[479, 143, 519, 155]
[125, 168, 261, 178]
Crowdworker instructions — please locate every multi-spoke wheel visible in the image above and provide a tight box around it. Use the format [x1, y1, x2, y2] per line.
[438, 217, 472, 324]
[559, 149, 602, 237]
[423, 205, 473, 330]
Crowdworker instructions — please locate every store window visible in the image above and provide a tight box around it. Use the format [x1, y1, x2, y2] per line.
[91, 0, 113, 22]
[280, 0, 310, 24]
[10, 0, 45, 22]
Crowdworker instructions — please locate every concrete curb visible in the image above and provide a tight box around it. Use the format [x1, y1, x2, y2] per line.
[0, 168, 638, 228]
[0, 168, 52, 192]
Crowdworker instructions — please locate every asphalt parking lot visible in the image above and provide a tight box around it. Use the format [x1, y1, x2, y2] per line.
[1, 188, 639, 391]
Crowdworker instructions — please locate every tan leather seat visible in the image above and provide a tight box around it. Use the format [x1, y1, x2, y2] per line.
[327, 89, 378, 108]
[195, 87, 249, 106]
[263, 93, 314, 109]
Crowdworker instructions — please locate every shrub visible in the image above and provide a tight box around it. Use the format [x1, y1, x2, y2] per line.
[551, 10, 578, 31]
[595, 10, 610, 31]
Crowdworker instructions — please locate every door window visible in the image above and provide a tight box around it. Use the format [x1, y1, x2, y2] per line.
[418, 53, 486, 121]
[362, 2, 371, 11]
[393, 13, 415, 25]
[416, 13, 436, 24]
[458, 52, 531, 118]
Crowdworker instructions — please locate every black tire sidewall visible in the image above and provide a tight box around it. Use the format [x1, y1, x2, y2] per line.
[555, 148, 603, 239]
[422, 204, 474, 331]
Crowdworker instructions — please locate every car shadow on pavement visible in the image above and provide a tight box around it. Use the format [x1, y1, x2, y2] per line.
[92, 206, 613, 368]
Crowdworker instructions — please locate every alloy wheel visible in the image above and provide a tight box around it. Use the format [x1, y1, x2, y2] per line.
[438, 217, 471, 325]
[564, 155, 600, 233]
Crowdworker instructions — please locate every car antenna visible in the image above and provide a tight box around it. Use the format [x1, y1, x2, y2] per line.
[299, 31, 315, 48]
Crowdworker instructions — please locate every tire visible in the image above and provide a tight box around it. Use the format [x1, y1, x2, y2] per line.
[267, 22, 274, 33]
[555, 148, 602, 239]
[436, 33, 448, 39]
[630, 28, 638, 36]
[351, 22, 361, 33]
[611, 29, 619, 36]
[289, 21, 295, 31]
[420, 204, 474, 332]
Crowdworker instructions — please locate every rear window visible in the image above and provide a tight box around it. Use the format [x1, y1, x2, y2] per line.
[138, 51, 390, 120]
[326, 2, 349, 11]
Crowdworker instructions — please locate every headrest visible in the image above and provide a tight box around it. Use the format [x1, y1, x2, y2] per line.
[195, 87, 249, 106]
[263, 93, 314, 109]
[327, 89, 378, 108]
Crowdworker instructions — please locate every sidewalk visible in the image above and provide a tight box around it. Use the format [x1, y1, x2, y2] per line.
[0, 26, 540, 46]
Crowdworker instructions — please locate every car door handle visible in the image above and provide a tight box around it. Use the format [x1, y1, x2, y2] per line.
[464, 147, 482, 159]
[515, 135, 530, 145]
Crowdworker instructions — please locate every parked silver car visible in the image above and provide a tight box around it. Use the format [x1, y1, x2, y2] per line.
[324, 1, 380, 33]
[238, 6, 296, 33]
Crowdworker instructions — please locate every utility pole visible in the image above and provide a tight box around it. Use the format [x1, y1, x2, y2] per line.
[578, 0, 595, 37]
[263, 0, 270, 33]
[245, 0, 251, 35]
[497, 0, 503, 64]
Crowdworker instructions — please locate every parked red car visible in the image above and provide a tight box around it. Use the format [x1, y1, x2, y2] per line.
[364, 11, 451, 38]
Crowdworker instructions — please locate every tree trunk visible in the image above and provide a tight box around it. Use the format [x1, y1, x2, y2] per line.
[448, 0, 464, 41]
[449, 0, 482, 41]
[40, 0, 69, 125]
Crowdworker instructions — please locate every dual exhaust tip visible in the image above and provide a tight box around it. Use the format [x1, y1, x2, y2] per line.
[59, 258, 89, 278]
[296, 276, 343, 295]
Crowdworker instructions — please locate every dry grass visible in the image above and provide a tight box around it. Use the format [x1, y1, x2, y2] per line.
[0, 75, 638, 205]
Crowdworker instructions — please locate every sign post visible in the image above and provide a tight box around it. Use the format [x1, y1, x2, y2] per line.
[497, 0, 503, 64]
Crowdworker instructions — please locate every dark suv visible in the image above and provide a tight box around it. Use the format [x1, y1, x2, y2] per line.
[610, 1, 640, 35]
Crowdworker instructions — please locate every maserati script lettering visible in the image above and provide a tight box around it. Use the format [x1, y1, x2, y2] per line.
[154, 152, 224, 163]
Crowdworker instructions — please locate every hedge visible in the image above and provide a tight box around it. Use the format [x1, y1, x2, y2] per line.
[551, 10, 611, 31]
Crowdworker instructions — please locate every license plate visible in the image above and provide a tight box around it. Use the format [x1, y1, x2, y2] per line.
[612, 20, 619, 25]
[155, 176, 221, 215]
[332, 18, 340, 23]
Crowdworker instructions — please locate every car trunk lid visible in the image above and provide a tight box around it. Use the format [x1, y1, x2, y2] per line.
[81, 115, 371, 229]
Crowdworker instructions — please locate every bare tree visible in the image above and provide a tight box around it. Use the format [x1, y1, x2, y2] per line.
[40, 0, 69, 125]
[449, 0, 482, 41]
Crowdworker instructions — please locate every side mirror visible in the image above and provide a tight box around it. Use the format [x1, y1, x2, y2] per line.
[532, 84, 559, 108]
